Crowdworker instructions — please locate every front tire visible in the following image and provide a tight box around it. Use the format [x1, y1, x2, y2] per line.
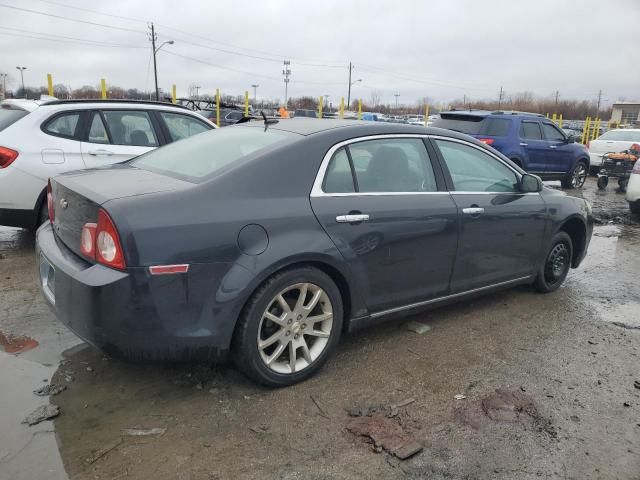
[561, 162, 588, 189]
[232, 266, 343, 387]
[534, 232, 573, 293]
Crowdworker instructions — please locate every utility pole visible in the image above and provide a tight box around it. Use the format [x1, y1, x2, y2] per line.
[0, 73, 7, 99]
[498, 86, 504, 109]
[194, 86, 200, 100]
[463, 94, 466, 108]
[251, 84, 259, 103]
[596, 89, 602, 116]
[16, 67, 26, 98]
[554, 90, 559, 106]
[347, 62, 353, 109]
[148, 23, 174, 101]
[282, 60, 291, 108]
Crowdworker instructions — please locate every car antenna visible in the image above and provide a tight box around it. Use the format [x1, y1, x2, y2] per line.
[261, 111, 279, 131]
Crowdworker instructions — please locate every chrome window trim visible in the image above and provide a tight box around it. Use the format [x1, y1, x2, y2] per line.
[310, 133, 528, 198]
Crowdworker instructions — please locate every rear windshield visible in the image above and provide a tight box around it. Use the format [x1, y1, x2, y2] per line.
[433, 114, 511, 136]
[598, 130, 640, 142]
[0, 105, 29, 132]
[131, 127, 295, 181]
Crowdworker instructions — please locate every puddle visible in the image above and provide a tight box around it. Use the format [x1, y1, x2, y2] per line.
[0, 331, 39, 354]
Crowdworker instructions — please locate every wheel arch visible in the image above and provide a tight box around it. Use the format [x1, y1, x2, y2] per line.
[557, 215, 587, 267]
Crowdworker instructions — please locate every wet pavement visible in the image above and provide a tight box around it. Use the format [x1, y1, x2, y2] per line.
[0, 177, 639, 479]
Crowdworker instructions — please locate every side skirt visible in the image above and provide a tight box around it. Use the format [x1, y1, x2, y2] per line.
[347, 275, 534, 333]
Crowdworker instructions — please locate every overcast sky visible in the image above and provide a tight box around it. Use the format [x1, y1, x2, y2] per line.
[1, 0, 638, 107]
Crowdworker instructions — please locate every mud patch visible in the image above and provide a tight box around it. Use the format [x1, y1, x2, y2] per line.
[346, 404, 424, 459]
[457, 388, 557, 438]
[593, 208, 640, 226]
[0, 331, 38, 354]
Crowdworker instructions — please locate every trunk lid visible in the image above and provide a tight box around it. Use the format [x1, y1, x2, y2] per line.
[589, 139, 636, 155]
[50, 164, 192, 258]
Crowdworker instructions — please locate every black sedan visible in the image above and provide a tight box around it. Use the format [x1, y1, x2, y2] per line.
[36, 119, 593, 386]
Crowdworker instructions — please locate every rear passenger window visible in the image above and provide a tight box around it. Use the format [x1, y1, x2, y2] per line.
[323, 148, 355, 193]
[349, 139, 437, 193]
[87, 113, 109, 144]
[44, 112, 80, 138]
[483, 118, 511, 136]
[102, 111, 158, 147]
[520, 122, 543, 140]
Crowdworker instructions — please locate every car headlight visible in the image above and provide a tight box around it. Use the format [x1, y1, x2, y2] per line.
[585, 200, 592, 215]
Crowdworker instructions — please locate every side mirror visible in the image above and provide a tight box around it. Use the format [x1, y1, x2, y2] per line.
[520, 173, 543, 193]
[567, 134, 576, 143]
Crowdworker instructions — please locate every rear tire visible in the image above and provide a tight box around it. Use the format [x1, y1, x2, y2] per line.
[618, 178, 628, 193]
[561, 162, 587, 189]
[534, 232, 573, 293]
[232, 266, 343, 387]
[33, 202, 49, 231]
[630, 201, 640, 215]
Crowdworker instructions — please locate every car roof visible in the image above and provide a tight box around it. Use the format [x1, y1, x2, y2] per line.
[440, 110, 545, 118]
[238, 117, 470, 138]
[40, 99, 192, 110]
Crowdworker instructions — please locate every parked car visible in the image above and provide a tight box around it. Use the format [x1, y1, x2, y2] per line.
[199, 108, 245, 127]
[0, 99, 216, 229]
[294, 109, 317, 118]
[37, 118, 593, 386]
[433, 111, 591, 188]
[626, 159, 640, 214]
[588, 128, 640, 174]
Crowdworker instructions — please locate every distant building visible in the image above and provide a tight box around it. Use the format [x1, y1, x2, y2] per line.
[611, 102, 640, 125]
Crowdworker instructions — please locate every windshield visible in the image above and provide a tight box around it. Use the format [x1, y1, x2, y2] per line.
[598, 130, 640, 142]
[0, 105, 29, 132]
[131, 127, 295, 181]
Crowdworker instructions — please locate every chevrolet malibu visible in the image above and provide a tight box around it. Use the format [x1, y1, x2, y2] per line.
[36, 119, 593, 386]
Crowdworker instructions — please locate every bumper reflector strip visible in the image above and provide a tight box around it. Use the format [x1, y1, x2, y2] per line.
[149, 264, 190, 275]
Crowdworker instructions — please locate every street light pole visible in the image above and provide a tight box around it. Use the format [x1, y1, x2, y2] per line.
[394, 93, 400, 109]
[0, 74, 7, 99]
[149, 23, 174, 101]
[251, 84, 259, 103]
[16, 67, 26, 98]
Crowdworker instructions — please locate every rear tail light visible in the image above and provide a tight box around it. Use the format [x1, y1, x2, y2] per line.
[478, 138, 494, 145]
[47, 179, 55, 223]
[0, 146, 18, 168]
[80, 223, 97, 258]
[80, 209, 126, 270]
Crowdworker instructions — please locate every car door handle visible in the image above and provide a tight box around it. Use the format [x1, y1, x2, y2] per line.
[519, 142, 528, 147]
[462, 207, 484, 215]
[88, 149, 114, 156]
[336, 214, 369, 223]
[549, 145, 557, 149]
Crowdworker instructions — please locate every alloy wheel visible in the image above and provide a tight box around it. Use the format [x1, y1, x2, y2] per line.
[572, 164, 587, 188]
[257, 283, 333, 374]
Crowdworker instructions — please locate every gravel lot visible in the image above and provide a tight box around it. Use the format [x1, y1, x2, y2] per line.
[1, 177, 639, 480]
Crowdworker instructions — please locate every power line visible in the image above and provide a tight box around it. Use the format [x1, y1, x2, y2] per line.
[0, 3, 145, 34]
[0, 30, 146, 48]
[0, 26, 147, 48]
[35, 0, 148, 24]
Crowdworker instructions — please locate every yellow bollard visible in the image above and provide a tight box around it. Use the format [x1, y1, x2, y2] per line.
[216, 88, 220, 127]
[171, 84, 176, 104]
[552, 113, 557, 124]
[318, 96, 323, 119]
[244, 91, 249, 117]
[558, 114, 563, 129]
[100, 78, 107, 99]
[339, 97, 344, 119]
[546, 113, 549, 119]
[425, 104, 430, 124]
[47, 74, 53, 97]
[581, 117, 590, 144]
[592, 118, 601, 141]
[357, 99, 362, 120]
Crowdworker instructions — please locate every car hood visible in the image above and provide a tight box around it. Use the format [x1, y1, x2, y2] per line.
[55, 163, 192, 205]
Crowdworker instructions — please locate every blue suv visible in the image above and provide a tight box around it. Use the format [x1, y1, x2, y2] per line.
[433, 110, 590, 188]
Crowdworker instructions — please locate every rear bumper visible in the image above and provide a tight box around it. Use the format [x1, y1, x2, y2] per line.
[0, 208, 36, 229]
[588, 152, 604, 168]
[35, 223, 233, 362]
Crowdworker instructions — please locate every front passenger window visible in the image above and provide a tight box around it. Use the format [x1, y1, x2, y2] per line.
[436, 140, 518, 193]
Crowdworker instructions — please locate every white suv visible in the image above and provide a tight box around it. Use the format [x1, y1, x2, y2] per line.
[0, 99, 216, 229]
